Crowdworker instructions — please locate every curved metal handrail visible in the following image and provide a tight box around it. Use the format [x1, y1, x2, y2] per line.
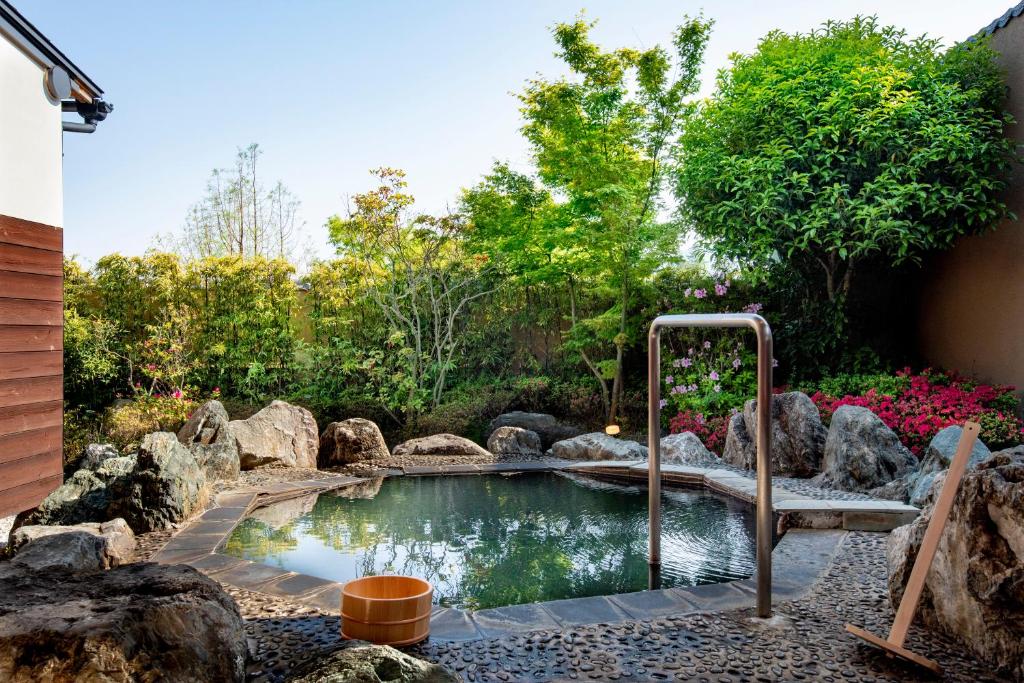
[648, 313, 774, 618]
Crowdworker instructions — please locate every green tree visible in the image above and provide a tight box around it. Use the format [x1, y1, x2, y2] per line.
[675, 17, 1015, 346]
[327, 168, 493, 423]
[513, 14, 713, 423]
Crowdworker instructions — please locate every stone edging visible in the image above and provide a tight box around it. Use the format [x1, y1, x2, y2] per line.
[149, 461, 910, 642]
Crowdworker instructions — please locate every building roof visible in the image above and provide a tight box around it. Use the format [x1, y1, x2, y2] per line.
[0, 0, 103, 102]
[979, 0, 1024, 37]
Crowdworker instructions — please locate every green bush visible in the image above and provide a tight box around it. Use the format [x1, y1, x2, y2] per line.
[102, 394, 196, 453]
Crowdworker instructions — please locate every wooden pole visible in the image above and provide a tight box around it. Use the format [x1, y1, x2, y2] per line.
[845, 421, 980, 675]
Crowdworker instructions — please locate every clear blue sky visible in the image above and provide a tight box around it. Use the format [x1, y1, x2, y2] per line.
[24, 0, 1015, 264]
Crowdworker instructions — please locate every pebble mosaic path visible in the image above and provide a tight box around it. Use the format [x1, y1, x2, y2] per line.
[230, 532, 1006, 682]
[138, 459, 1002, 681]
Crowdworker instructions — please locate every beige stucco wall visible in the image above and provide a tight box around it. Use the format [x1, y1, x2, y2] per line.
[0, 32, 63, 227]
[917, 19, 1024, 399]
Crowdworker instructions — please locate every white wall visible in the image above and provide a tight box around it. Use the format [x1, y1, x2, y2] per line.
[0, 33, 62, 228]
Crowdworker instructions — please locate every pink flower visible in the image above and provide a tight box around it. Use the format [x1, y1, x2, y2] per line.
[688, 383, 698, 392]
[743, 303, 763, 314]
[714, 383, 722, 392]
[684, 288, 692, 297]
[715, 283, 728, 296]
[694, 288, 707, 299]
[688, 347, 695, 356]
[709, 371, 719, 381]
[172, 389, 183, 399]
[681, 358, 692, 368]
[732, 358, 742, 369]
[703, 341, 712, 349]
[665, 375, 675, 385]
[659, 399, 668, 409]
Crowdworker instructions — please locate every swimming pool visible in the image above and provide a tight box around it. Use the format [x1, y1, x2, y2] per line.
[223, 472, 757, 610]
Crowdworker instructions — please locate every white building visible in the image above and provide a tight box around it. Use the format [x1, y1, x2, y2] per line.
[0, 0, 111, 517]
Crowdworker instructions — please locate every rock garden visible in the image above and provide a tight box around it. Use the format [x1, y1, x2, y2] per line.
[1, 390, 1022, 681]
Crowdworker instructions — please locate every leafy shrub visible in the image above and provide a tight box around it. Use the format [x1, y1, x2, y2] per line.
[103, 393, 197, 453]
[63, 406, 103, 468]
[810, 368, 1023, 454]
[413, 382, 516, 444]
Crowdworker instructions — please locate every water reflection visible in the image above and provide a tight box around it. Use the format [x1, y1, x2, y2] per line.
[223, 472, 756, 609]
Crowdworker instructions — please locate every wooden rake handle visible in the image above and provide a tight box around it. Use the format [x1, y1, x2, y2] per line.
[888, 421, 980, 648]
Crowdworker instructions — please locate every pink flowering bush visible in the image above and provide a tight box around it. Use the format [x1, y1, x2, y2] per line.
[667, 410, 731, 454]
[810, 368, 1023, 456]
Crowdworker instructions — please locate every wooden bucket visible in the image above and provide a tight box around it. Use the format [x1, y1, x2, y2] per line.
[340, 575, 433, 646]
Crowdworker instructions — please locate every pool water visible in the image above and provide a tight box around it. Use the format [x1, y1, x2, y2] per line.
[223, 472, 757, 610]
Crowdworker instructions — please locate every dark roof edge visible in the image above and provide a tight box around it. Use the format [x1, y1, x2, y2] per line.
[978, 0, 1024, 38]
[0, 0, 102, 100]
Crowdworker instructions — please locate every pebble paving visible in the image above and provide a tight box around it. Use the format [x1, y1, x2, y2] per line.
[231, 531, 1007, 682]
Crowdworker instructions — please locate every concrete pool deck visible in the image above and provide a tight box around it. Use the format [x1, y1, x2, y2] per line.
[149, 459, 920, 643]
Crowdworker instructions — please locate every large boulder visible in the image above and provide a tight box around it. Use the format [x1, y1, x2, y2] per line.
[722, 392, 826, 477]
[487, 426, 543, 458]
[392, 434, 491, 458]
[661, 432, 721, 467]
[887, 448, 1024, 680]
[0, 562, 246, 682]
[7, 519, 135, 571]
[177, 400, 231, 446]
[548, 433, 648, 461]
[178, 400, 241, 481]
[109, 432, 209, 533]
[319, 418, 390, 467]
[487, 412, 582, 450]
[815, 406, 918, 493]
[289, 644, 458, 683]
[15, 469, 115, 528]
[905, 425, 992, 507]
[229, 400, 319, 469]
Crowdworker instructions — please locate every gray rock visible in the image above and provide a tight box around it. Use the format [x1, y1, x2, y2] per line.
[548, 433, 648, 461]
[193, 442, 241, 481]
[108, 432, 209, 532]
[77, 443, 120, 471]
[487, 412, 582, 450]
[661, 432, 720, 467]
[289, 644, 458, 683]
[15, 468, 117, 528]
[905, 425, 992, 507]
[229, 400, 319, 469]
[816, 406, 918, 493]
[486, 426, 542, 458]
[177, 400, 241, 480]
[0, 562, 246, 682]
[393, 434, 490, 457]
[319, 418, 390, 466]
[722, 392, 826, 477]
[96, 455, 138, 479]
[177, 399, 231, 446]
[7, 519, 135, 571]
[887, 448, 1024, 680]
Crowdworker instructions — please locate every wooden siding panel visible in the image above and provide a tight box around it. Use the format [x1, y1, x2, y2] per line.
[0, 214, 62, 252]
[0, 271, 62, 301]
[0, 326, 62, 352]
[0, 400, 62, 435]
[0, 299, 62, 326]
[0, 449, 61, 491]
[0, 426, 62, 465]
[0, 217, 64, 515]
[0, 375, 62, 408]
[0, 243, 62, 276]
[0, 474, 62, 519]
[0, 351, 63, 381]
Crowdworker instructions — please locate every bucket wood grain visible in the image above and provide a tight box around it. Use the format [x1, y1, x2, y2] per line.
[340, 575, 433, 646]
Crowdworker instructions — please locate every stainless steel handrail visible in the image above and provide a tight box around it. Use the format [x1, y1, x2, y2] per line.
[648, 313, 774, 618]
